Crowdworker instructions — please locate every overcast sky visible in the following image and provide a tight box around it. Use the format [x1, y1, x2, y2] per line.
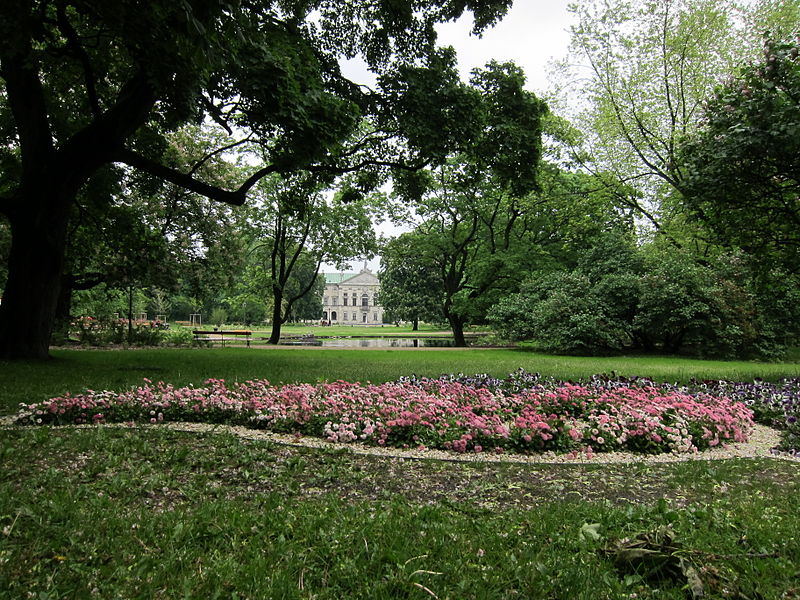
[436, 1, 576, 93]
[331, 2, 578, 273]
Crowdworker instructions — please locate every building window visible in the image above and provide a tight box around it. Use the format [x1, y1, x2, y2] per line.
[323, 296, 328, 305]
[332, 297, 337, 306]
[352, 297, 356, 306]
[373, 313, 378, 321]
[343, 312, 348, 321]
[323, 311, 328, 321]
[331, 311, 337, 321]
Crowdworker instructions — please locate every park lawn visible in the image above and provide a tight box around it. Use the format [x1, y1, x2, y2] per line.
[2, 349, 800, 597]
[1, 426, 799, 599]
[3, 347, 800, 415]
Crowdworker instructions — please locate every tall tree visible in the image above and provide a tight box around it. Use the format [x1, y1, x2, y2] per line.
[402, 161, 547, 346]
[378, 233, 444, 329]
[680, 36, 800, 272]
[560, 0, 745, 236]
[382, 60, 547, 345]
[0, 0, 515, 359]
[246, 176, 378, 343]
[56, 125, 243, 329]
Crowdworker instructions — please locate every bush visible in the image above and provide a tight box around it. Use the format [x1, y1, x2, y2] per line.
[210, 307, 228, 328]
[164, 327, 196, 347]
[70, 317, 167, 347]
[488, 271, 631, 355]
[74, 316, 104, 346]
[489, 244, 799, 359]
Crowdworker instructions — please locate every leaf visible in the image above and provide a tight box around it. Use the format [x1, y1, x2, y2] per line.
[580, 522, 602, 541]
[680, 558, 705, 598]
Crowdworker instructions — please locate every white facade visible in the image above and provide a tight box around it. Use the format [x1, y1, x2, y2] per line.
[322, 267, 384, 325]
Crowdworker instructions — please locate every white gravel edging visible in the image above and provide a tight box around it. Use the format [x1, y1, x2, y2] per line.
[4, 417, 795, 465]
[165, 422, 798, 465]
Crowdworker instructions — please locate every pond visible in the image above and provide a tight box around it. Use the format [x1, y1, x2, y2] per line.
[278, 337, 456, 348]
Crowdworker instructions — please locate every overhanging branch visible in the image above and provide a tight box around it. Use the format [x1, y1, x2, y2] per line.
[117, 148, 278, 207]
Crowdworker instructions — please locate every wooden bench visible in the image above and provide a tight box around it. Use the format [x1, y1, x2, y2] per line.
[192, 330, 252, 347]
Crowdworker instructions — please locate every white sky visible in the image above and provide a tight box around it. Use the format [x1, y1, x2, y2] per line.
[329, 1, 578, 273]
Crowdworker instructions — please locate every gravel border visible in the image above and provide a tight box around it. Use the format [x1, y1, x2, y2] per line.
[3, 417, 797, 465]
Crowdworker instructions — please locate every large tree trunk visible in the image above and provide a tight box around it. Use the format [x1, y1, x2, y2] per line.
[0, 200, 70, 359]
[53, 276, 75, 340]
[448, 314, 467, 348]
[268, 286, 283, 344]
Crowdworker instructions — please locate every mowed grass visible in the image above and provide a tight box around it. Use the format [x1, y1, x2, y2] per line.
[2, 347, 800, 414]
[2, 427, 799, 599]
[3, 348, 800, 598]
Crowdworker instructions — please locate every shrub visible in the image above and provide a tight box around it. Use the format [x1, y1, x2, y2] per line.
[489, 244, 798, 358]
[488, 272, 631, 354]
[164, 327, 195, 347]
[210, 308, 228, 328]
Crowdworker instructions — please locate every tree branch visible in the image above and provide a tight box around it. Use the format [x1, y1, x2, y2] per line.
[116, 148, 267, 206]
[56, 1, 101, 118]
[308, 158, 429, 176]
[200, 95, 234, 135]
[188, 134, 253, 176]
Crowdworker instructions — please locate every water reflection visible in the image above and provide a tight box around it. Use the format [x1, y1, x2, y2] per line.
[279, 337, 455, 348]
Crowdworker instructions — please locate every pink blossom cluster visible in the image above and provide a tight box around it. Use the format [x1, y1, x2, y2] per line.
[15, 378, 754, 456]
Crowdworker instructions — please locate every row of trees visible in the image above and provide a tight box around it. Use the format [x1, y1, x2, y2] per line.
[0, 0, 545, 358]
[2, 0, 797, 358]
[377, 0, 800, 357]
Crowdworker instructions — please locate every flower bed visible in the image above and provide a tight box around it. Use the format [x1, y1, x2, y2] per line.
[14, 373, 759, 456]
[406, 370, 799, 454]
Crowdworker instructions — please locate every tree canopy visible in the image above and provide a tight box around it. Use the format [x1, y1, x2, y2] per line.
[558, 0, 781, 240]
[680, 36, 800, 271]
[244, 175, 379, 343]
[0, 0, 517, 358]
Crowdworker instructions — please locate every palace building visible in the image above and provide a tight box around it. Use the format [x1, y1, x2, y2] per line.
[322, 266, 384, 325]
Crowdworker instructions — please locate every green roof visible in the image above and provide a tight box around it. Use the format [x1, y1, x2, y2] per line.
[323, 272, 355, 284]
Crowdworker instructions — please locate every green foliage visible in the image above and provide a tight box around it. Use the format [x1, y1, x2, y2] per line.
[390, 154, 634, 346]
[467, 61, 548, 197]
[69, 316, 166, 347]
[220, 293, 269, 326]
[680, 36, 800, 272]
[163, 327, 195, 348]
[0, 0, 519, 358]
[378, 234, 444, 325]
[490, 270, 633, 355]
[210, 308, 227, 328]
[490, 239, 800, 358]
[243, 175, 378, 339]
[560, 0, 769, 242]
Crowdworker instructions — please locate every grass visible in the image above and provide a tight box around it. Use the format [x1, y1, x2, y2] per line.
[2, 426, 799, 599]
[2, 347, 800, 415]
[3, 348, 800, 598]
